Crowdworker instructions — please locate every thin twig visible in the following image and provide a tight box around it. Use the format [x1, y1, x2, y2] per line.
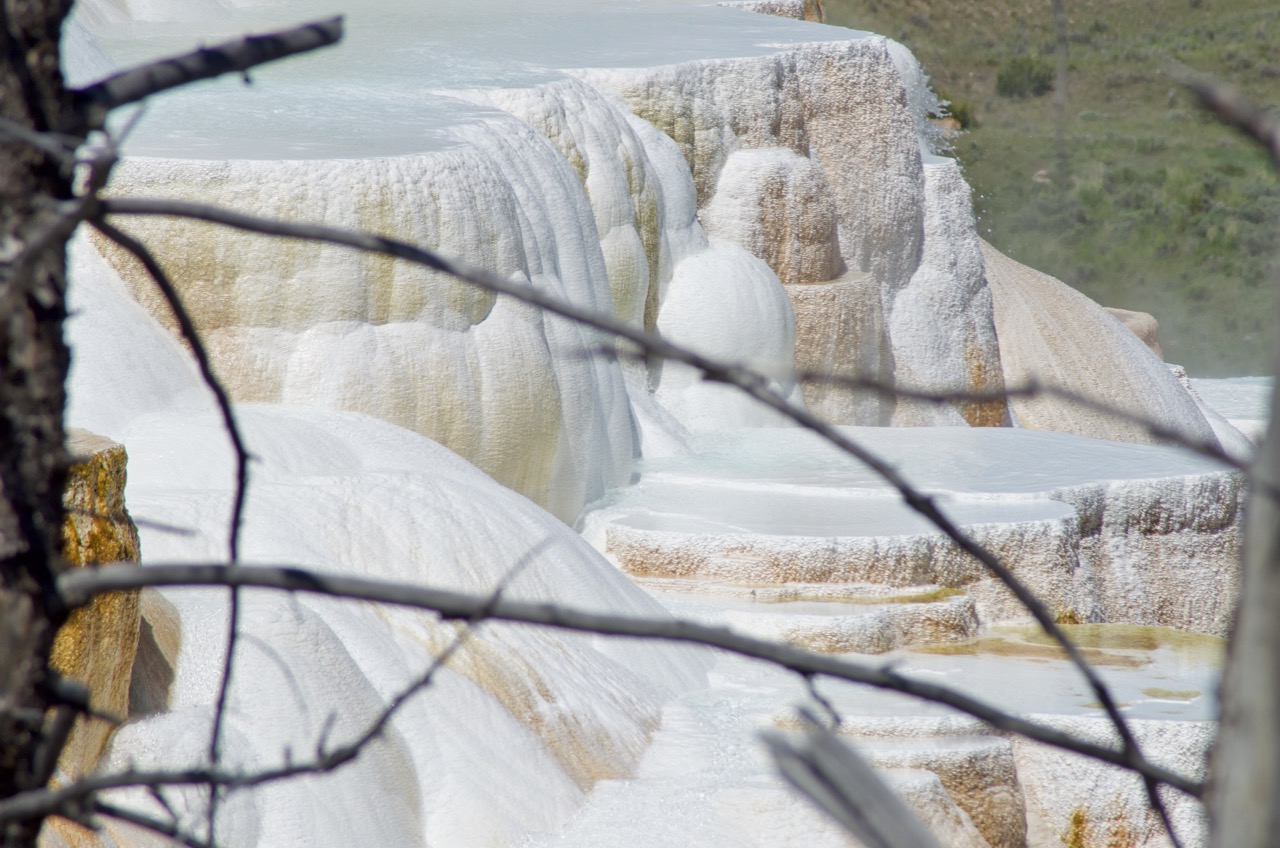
[53, 562, 1203, 798]
[9, 546, 558, 830]
[796, 371, 1248, 473]
[87, 222, 249, 559]
[1177, 67, 1280, 168]
[0, 116, 79, 167]
[804, 676, 841, 729]
[74, 18, 344, 120]
[277, 538, 552, 788]
[92, 801, 210, 848]
[63, 505, 195, 536]
[89, 220, 252, 846]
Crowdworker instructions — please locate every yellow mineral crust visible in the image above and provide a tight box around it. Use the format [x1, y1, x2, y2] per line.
[50, 430, 143, 781]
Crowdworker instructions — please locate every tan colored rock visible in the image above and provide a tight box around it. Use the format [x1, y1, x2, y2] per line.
[420, 625, 660, 791]
[51, 430, 142, 780]
[42, 815, 179, 848]
[715, 0, 822, 20]
[982, 240, 1218, 447]
[586, 38, 924, 292]
[867, 737, 1026, 848]
[1104, 307, 1164, 359]
[1011, 716, 1210, 848]
[785, 273, 893, 425]
[931, 116, 963, 138]
[701, 148, 843, 286]
[128, 590, 181, 717]
[886, 769, 993, 848]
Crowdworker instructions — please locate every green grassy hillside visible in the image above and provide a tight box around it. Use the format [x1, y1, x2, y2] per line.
[826, 0, 1280, 375]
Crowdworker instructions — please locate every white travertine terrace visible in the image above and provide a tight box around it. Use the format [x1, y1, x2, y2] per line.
[63, 0, 1248, 845]
[587, 426, 1242, 636]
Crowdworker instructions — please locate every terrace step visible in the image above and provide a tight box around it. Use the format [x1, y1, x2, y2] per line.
[643, 578, 981, 653]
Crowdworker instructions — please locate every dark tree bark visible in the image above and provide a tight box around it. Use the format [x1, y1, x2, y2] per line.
[0, 2, 81, 845]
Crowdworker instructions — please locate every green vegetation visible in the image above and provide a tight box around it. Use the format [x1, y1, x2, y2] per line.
[913, 633, 1149, 668]
[826, 0, 1280, 374]
[913, 622, 1225, 667]
[1012, 622, 1226, 662]
[1142, 687, 1202, 700]
[753, 585, 966, 604]
[996, 55, 1055, 98]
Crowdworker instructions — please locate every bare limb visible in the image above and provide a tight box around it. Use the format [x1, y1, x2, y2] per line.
[0, 117, 78, 168]
[53, 562, 1203, 797]
[95, 195, 1166, 806]
[248, 538, 553, 796]
[74, 18, 344, 120]
[804, 676, 841, 729]
[797, 371, 1248, 473]
[91, 801, 210, 848]
[30, 708, 76, 789]
[88, 219, 252, 843]
[1176, 68, 1280, 168]
[87, 222, 248, 562]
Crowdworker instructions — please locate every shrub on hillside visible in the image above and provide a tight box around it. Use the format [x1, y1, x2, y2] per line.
[996, 55, 1054, 98]
[941, 94, 978, 129]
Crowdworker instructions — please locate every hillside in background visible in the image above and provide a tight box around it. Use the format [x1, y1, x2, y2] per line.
[826, 0, 1280, 375]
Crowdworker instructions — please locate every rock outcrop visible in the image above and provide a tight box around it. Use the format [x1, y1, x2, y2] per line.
[51, 430, 142, 781]
[1105, 307, 1164, 359]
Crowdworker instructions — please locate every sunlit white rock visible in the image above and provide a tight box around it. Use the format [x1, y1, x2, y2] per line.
[889, 157, 1006, 427]
[586, 426, 1242, 635]
[67, 235, 707, 847]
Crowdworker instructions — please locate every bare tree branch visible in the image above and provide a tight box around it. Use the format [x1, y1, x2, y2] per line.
[602, 340, 1246, 473]
[53, 562, 1203, 797]
[93, 195, 1158, 798]
[73, 18, 344, 120]
[797, 371, 1248, 472]
[0, 10, 1217, 848]
[0, 117, 78, 168]
[91, 214, 253, 847]
[87, 222, 249, 560]
[30, 707, 76, 789]
[91, 801, 210, 848]
[1177, 68, 1280, 168]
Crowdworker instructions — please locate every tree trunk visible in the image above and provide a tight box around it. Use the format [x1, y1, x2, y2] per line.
[0, 2, 80, 845]
[1208, 327, 1280, 845]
